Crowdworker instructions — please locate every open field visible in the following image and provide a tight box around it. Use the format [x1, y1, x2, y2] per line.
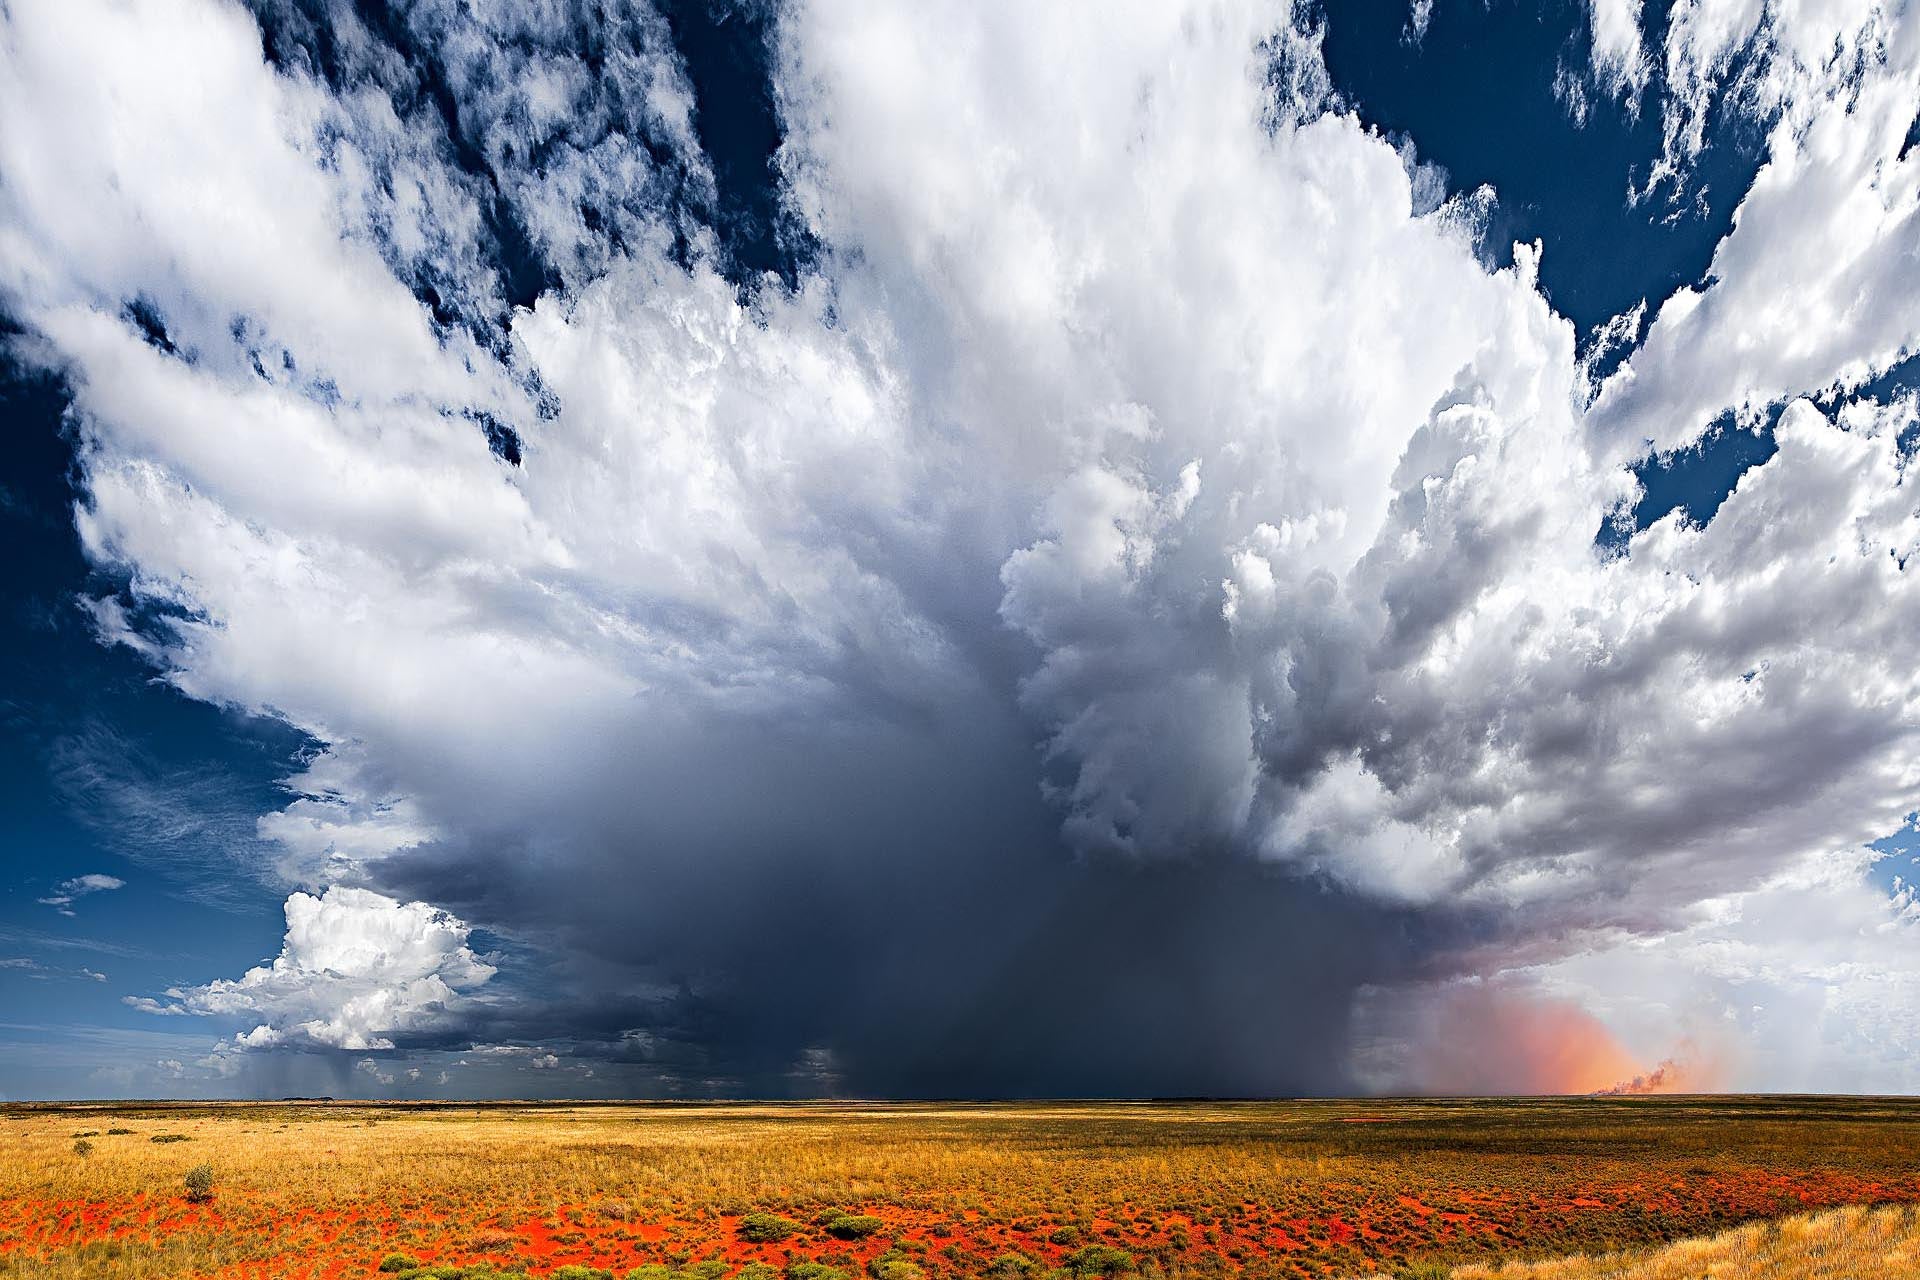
[4, 1098, 1920, 1280]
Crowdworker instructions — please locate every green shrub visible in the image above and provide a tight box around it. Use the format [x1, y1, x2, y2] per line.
[1048, 1228, 1081, 1247]
[680, 1262, 727, 1280]
[106, 1128, 134, 1136]
[183, 1162, 214, 1203]
[150, 1134, 190, 1144]
[72, 1139, 94, 1157]
[866, 1253, 922, 1280]
[788, 1263, 850, 1280]
[549, 1268, 614, 1280]
[1062, 1247, 1133, 1277]
[984, 1256, 1035, 1280]
[736, 1265, 781, 1280]
[1392, 1266, 1452, 1280]
[379, 1254, 421, 1273]
[625, 1267, 672, 1280]
[821, 1214, 883, 1240]
[741, 1213, 802, 1244]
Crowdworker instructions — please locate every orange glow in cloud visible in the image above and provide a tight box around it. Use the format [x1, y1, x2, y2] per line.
[1410, 985, 1722, 1096]
[1593, 1046, 1729, 1095]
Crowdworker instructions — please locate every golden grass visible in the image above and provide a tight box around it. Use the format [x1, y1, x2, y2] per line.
[1405, 1202, 1920, 1278]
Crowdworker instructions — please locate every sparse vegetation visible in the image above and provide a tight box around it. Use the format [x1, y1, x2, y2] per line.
[1, 1099, 1919, 1280]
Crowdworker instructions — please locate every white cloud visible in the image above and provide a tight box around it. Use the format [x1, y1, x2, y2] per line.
[3, 0, 1920, 1089]
[1587, 0, 1648, 100]
[1594, 2, 1920, 454]
[36, 872, 125, 915]
[129, 886, 495, 1051]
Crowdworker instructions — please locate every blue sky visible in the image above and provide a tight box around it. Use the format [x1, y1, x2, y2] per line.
[3, 0, 1919, 1099]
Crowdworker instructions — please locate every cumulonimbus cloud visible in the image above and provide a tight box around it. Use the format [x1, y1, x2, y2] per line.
[1, 0, 1917, 1092]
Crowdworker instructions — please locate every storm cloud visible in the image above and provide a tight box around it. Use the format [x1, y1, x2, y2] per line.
[2, 0, 1918, 1096]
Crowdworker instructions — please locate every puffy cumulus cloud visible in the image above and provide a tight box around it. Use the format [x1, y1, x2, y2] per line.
[129, 887, 495, 1051]
[1593, 0, 1920, 454]
[4, 0, 1920, 1091]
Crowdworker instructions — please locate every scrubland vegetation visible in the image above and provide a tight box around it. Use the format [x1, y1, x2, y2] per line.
[2, 1098, 1917, 1280]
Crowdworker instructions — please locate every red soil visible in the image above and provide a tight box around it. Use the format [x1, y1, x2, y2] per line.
[6, 1164, 1919, 1280]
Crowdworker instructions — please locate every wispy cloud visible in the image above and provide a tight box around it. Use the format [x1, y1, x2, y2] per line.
[0, 926, 146, 959]
[1, 956, 115, 982]
[48, 723, 289, 910]
[37, 871, 125, 915]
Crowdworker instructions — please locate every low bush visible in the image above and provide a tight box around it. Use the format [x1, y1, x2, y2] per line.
[150, 1134, 190, 1144]
[550, 1268, 614, 1280]
[984, 1255, 1035, 1279]
[73, 1138, 94, 1157]
[788, 1263, 850, 1280]
[1062, 1246, 1133, 1277]
[182, 1162, 214, 1203]
[741, 1213, 802, 1243]
[1049, 1228, 1081, 1246]
[866, 1251, 923, 1280]
[105, 1127, 134, 1135]
[821, 1213, 883, 1240]
[380, 1254, 422, 1272]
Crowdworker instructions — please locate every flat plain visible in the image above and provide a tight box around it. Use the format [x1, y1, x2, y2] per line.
[4, 1098, 1919, 1280]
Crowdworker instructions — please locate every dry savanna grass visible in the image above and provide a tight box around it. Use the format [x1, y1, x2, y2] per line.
[1411, 1202, 1920, 1278]
[3, 1098, 1919, 1280]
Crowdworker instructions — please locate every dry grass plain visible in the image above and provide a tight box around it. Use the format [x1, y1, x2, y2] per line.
[3, 1098, 1919, 1280]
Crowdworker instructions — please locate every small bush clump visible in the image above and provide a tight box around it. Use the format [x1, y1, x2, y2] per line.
[866, 1252, 923, 1280]
[1049, 1227, 1082, 1246]
[73, 1138, 94, 1157]
[380, 1252, 421, 1272]
[549, 1267, 614, 1280]
[624, 1263, 725, 1280]
[787, 1265, 849, 1280]
[740, 1213, 802, 1243]
[183, 1162, 214, 1203]
[106, 1127, 134, 1135]
[1062, 1246, 1134, 1277]
[817, 1212, 883, 1240]
[984, 1255, 1035, 1279]
[150, 1133, 190, 1144]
